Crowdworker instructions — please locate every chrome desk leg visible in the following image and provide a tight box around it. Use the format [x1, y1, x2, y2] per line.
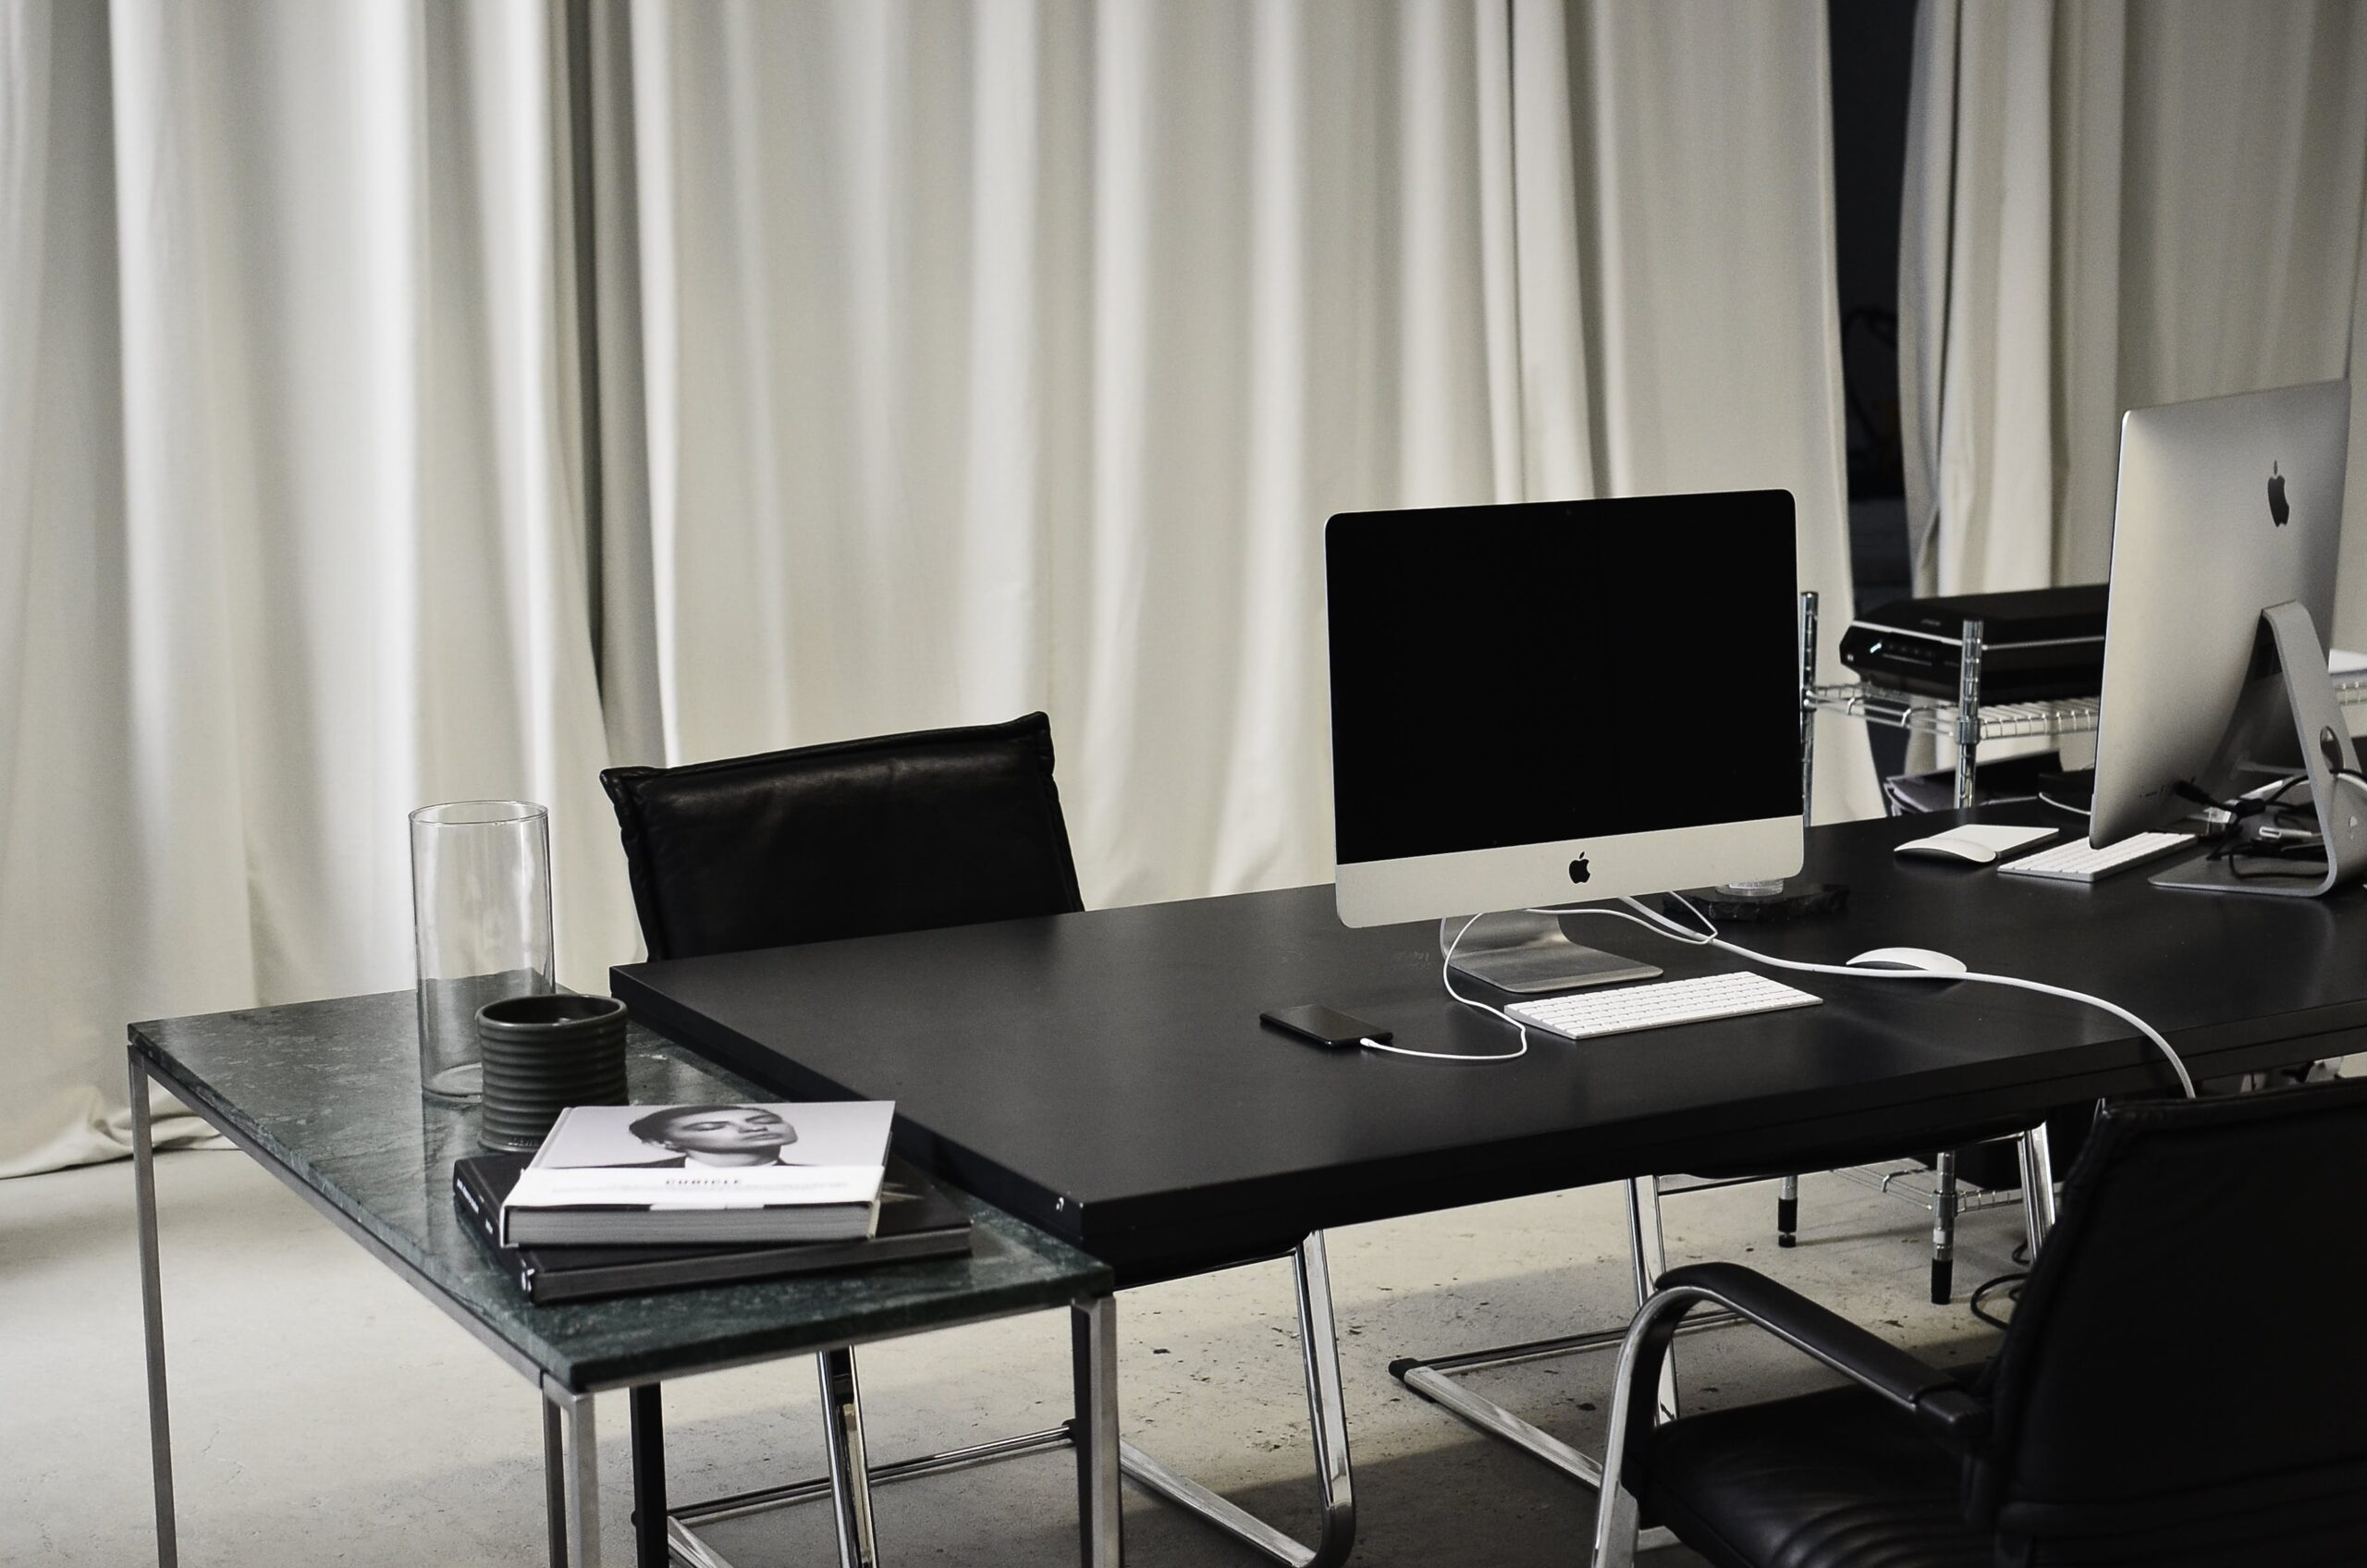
[1292, 1231, 1355, 1555]
[1392, 1156, 1731, 1492]
[1120, 1232, 1356, 1567]
[666, 1517, 742, 1568]
[544, 1402, 568, 1568]
[1775, 1173, 1799, 1248]
[1390, 1171, 1714, 1558]
[1072, 1295, 1122, 1568]
[1625, 1179, 1678, 1423]
[816, 1348, 880, 1567]
[544, 1382, 601, 1568]
[129, 1050, 178, 1568]
[2018, 1121, 2058, 1253]
[1930, 1149, 1960, 1303]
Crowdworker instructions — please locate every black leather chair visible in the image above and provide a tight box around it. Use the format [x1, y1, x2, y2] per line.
[599, 712, 1085, 1565]
[1589, 1078, 2367, 1568]
[601, 709, 1085, 961]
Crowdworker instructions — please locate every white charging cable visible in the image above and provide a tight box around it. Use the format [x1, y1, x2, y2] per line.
[1381, 913, 1531, 1061]
[1544, 894, 2198, 1099]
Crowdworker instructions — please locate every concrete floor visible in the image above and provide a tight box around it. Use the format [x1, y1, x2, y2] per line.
[3, 1145, 2026, 1567]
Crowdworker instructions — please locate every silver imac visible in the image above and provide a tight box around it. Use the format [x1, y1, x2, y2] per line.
[2090, 379, 2360, 894]
[1324, 494, 1804, 986]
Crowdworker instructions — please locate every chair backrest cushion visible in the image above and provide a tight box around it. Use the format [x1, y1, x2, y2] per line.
[1971, 1078, 2367, 1562]
[601, 712, 1085, 961]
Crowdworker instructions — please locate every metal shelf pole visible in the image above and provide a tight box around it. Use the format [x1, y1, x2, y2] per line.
[1798, 591, 1821, 827]
[1955, 618, 1985, 807]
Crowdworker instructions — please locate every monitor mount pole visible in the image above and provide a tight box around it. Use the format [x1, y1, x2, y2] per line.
[1682, 589, 1846, 922]
[1715, 590, 1823, 905]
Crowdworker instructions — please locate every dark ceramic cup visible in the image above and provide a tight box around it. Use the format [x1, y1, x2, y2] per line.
[475, 994, 630, 1152]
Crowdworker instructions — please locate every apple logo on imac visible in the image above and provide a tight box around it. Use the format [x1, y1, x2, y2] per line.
[2269, 462, 2290, 526]
[1568, 855, 1590, 885]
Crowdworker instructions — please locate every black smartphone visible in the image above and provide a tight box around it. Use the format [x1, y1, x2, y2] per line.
[1259, 1005, 1390, 1049]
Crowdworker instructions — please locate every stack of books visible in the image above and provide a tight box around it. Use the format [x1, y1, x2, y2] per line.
[453, 1100, 974, 1304]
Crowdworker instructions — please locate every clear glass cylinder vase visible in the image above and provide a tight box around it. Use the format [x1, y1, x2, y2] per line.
[410, 800, 554, 1099]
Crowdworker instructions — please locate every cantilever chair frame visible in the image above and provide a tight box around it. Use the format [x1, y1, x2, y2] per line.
[654, 1232, 1357, 1568]
[1586, 1263, 1995, 1568]
[1392, 1125, 2060, 1550]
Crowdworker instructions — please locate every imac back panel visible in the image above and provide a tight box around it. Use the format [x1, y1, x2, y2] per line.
[2091, 380, 2350, 847]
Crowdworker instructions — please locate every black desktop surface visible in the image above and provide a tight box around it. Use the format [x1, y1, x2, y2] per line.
[613, 805, 2367, 1284]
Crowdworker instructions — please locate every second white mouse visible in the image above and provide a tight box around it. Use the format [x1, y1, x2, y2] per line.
[1891, 825, 2058, 864]
[1847, 947, 1969, 975]
[1894, 839, 1997, 864]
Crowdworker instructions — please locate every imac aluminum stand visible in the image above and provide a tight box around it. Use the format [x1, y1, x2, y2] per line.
[1441, 911, 1662, 995]
[2152, 601, 2367, 899]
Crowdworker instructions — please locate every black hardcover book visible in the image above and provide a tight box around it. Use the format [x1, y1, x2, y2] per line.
[454, 1152, 973, 1305]
[1842, 584, 2110, 702]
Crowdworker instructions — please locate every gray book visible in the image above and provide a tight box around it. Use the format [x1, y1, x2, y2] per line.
[457, 1153, 971, 1304]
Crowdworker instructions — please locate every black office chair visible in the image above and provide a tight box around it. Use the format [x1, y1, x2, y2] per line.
[1589, 1078, 2367, 1568]
[600, 712, 1085, 1565]
[601, 710, 1085, 961]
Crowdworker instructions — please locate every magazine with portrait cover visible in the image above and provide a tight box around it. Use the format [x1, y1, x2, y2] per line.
[498, 1100, 895, 1246]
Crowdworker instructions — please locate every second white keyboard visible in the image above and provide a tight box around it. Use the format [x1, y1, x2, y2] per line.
[1997, 830, 2198, 883]
[1504, 972, 1821, 1042]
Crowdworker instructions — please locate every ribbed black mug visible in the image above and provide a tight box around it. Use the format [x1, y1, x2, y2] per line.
[475, 994, 630, 1152]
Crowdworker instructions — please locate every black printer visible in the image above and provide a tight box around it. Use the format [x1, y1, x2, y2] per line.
[1840, 584, 2108, 702]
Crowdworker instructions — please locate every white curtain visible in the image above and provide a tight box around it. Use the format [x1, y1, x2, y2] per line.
[1901, 0, 2367, 613]
[596, 0, 1876, 913]
[2, 0, 1868, 1176]
[0, 0, 637, 1177]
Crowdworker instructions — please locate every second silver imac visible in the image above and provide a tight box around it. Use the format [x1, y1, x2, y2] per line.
[2089, 378, 2360, 893]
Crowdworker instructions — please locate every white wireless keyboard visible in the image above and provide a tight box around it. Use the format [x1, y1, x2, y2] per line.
[1997, 830, 2197, 883]
[1504, 972, 1821, 1042]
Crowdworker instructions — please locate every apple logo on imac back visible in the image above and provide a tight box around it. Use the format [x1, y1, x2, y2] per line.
[1568, 854, 1590, 885]
[2269, 462, 2290, 526]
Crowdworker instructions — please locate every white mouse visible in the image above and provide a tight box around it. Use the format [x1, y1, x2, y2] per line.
[1847, 947, 1969, 976]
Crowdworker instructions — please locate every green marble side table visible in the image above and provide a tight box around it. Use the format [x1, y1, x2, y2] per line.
[127, 991, 1115, 1568]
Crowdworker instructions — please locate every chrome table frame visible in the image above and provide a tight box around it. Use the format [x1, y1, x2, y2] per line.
[649, 1232, 1355, 1568]
[127, 1046, 1125, 1568]
[1392, 1136, 2058, 1543]
[1120, 1231, 1355, 1568]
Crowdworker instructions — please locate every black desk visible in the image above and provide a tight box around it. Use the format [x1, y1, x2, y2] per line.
[615, 804, 2367, 1286]
[615, 804, 2366, 1565]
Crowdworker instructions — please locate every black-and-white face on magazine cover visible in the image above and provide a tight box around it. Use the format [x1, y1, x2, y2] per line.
[624, 1104, 801, 1168]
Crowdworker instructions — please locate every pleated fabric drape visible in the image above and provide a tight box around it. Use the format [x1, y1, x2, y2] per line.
[1, 0, 1868, 1176]
[1901, 0, 2367, 618]
[0, 1, 636, 1175]
[592, 0, 1876, 912]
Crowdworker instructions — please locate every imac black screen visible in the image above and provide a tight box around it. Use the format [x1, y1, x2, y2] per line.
[1325, 493, 1803, 867]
